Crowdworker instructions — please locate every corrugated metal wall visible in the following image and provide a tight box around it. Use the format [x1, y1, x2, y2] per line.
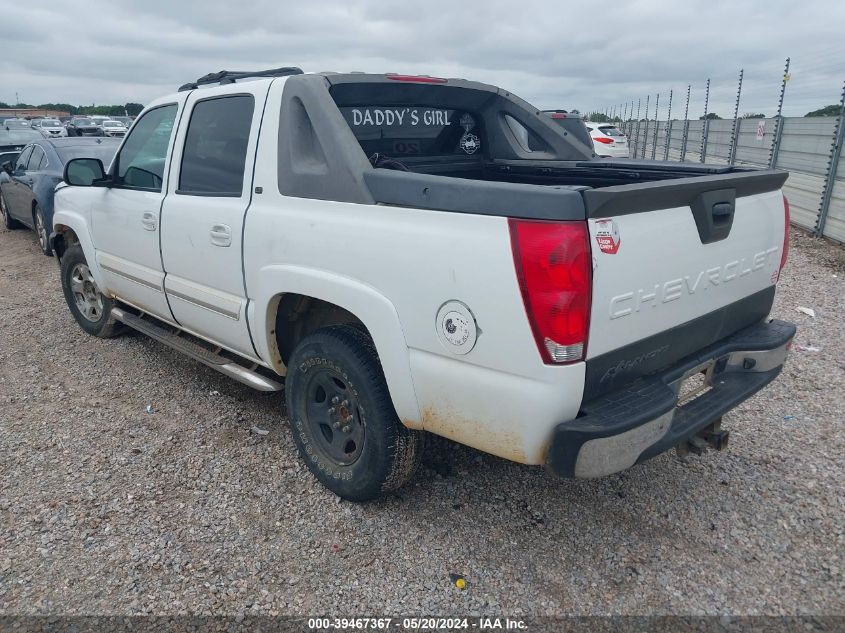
[619, 116, 843, 243]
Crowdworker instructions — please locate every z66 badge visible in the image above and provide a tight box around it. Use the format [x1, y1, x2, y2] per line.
[594, 218, 621, 254]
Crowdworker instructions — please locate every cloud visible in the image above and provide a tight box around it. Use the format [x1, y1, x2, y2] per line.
[1, 0, 843, 117]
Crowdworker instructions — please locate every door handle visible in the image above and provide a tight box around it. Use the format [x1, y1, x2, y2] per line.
[141, 212, 157, 231]
[210, 224, 232, 247]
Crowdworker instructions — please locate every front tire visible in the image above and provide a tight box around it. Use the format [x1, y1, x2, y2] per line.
[60, 245, 124, 338]
[285, 325, 424, 501]
[1, 192, 21, 230]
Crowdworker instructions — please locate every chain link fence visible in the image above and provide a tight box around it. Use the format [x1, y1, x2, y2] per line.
[603, 62, 845, 244]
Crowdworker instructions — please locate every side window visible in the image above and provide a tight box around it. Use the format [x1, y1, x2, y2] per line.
[178, 95, 255, 196]
[115, 104, 178, 192]
[14, 146, 33, 171]
[27, 147, 45, 171]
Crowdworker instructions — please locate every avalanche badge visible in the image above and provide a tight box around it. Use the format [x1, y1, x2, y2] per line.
[594, 219, 621, 254]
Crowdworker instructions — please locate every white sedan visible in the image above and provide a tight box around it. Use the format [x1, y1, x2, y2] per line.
[584, 122, 629, 158]
[100, 120, 128, 137]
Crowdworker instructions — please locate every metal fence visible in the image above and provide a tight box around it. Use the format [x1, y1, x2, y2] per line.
[601, 63, 845, 244]
[618, 116, 844, 242]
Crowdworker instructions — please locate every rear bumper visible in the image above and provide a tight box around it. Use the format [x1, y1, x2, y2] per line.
[546, 319, 796, 478]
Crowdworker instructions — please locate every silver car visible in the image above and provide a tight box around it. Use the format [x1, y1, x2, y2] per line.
[32, 118, 68, 138]
[100, 120, 127, 137]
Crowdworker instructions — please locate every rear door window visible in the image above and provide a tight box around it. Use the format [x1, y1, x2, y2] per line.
[27, 146, 45, 171]
[178, 95, 255, 196]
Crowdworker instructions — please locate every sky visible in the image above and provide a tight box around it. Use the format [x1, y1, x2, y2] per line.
[1, 0, 843, 118]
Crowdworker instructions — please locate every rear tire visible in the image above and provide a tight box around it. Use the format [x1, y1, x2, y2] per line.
[34, 205, 52, 256]
[60, 245, 124, 338]
[1, 192, 21, 230]
[285, 325, 424, 501]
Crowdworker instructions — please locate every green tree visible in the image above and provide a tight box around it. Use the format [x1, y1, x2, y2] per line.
[125, 103, 144, 116]
[700, 112, 722, 120]
[742, 112, 766, 118]
[805, 104, 841, 117]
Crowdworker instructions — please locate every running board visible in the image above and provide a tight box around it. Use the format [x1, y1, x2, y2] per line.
[110, 307, 283, 392]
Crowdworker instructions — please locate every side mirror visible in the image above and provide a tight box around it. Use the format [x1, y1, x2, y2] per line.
[64, 158, 108, 186]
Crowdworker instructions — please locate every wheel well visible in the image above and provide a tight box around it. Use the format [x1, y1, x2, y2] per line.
[274, 294, 366, 366]
[52, 225, 79, 259]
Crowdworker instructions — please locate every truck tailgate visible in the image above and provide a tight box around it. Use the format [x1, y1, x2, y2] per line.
[582, 170, 788, 398]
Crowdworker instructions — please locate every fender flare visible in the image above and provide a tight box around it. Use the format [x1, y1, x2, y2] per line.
[50, 210, 107, 290]
[251, 264, 421, 426]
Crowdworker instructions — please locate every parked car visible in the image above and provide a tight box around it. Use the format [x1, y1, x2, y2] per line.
[100, 120, 127, 137]
[542, 110, 595, 150]
[66, 118, 105, 137]
[0, 128, 43, 154]
[0, 150, 21, 167]
[111, 116, 134, 128]
[0, 137, 119, 254]
[3, 119, 32, 130]
[52, 68, 794, 501]
[584, 121, 629, 158]
[32, 118, 68, 138]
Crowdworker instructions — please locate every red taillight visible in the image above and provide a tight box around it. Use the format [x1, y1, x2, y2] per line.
[550, 113, 568, 119]
[594, 137, 613, 144]
[509, 219, 592, 364]
[780, 194, 790, 276]
[385, 74, 447, 84]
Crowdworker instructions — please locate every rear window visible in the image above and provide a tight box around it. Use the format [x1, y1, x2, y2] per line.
[598, 125, 625, 137]
[0, 129, 42, 144]
[339, 106, 482, 158]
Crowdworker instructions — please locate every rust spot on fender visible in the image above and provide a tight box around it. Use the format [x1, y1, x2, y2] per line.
[419, 406, 527, 464]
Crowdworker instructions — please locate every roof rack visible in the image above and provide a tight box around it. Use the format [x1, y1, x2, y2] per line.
[178, 67, 304, 92]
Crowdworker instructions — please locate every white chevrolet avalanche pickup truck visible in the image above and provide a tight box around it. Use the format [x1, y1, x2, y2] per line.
[51, 67, 795, 501]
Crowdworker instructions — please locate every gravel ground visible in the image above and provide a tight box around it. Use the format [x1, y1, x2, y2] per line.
[0, 223, 843, 618]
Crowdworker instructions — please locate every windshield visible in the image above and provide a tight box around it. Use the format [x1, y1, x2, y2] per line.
[73, 119, 94, 126]
[4, 120, 31, 129]
[42, 119, 61, 127]
[103, 121, 121, 127]
[0, 129, 43, 144]
[56, 141, 120, 165]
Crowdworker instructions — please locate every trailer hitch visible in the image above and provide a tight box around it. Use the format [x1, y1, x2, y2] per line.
[676, 418, 730, 458]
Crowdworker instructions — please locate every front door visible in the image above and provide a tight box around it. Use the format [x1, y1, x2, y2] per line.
[3, 145, 33, 222]
[159, 83, 268, 359]
[89, 99, 184, 320]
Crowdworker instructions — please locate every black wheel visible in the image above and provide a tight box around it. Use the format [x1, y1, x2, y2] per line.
[286, 325, 424, 501]
[34, 205, 52, 256]
[1, 192, 21, 230]
[60, 245, 124, 338]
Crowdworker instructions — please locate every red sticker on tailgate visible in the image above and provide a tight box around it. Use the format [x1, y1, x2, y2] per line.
[595, 219, 621, 254]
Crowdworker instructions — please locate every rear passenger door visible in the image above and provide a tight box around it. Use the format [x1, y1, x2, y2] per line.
[17, 145, 45, 214]
[159, 82, 268, 359]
